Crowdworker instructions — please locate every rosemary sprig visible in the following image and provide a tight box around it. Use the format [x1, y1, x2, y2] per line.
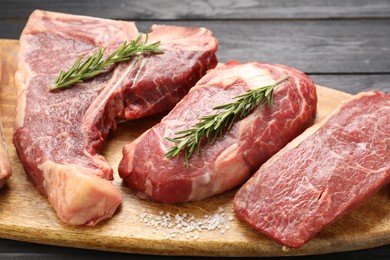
[165, 75, 290, 167]
[51, 33, 163, 90]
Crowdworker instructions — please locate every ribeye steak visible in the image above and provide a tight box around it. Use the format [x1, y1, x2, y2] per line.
[234, 91, 390, 248]
[13, 10, 218, 225]
[119, 62, 317, 203]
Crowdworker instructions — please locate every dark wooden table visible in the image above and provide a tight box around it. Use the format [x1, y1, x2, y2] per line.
[0, 1, 389, 259]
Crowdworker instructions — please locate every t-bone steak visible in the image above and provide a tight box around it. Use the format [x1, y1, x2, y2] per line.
[13, 10, 218, 225]
[119, 62, 317, 203]
[234, 91, 390, 248]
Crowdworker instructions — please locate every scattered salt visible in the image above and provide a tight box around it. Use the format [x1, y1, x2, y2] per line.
[138, 207, 234, 240]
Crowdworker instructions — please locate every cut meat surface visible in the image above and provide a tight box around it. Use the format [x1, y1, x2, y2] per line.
[13, 10, 218, 225]
[233, 91, 390, 248]
[0, 57, 12, 188]
[119, 62, 317, 203]
[0, 113, 12, 189]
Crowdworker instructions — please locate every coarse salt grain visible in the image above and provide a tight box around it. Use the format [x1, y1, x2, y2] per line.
[138, 207, 234, 240]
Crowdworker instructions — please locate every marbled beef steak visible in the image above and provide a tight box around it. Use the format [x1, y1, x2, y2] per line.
[13, 10, 218, 225]
[234, 91, 390, 248]
[119, 62, 317, 203]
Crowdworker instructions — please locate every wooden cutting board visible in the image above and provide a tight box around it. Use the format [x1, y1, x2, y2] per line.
[0, 39, 389, 257]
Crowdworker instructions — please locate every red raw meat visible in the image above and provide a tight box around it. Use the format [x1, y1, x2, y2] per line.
[13, 10, 218, 225]
[0, 57, 12, 188]
[0, 114, 11, 189]
[234, 91, 390, 248]
[119, 62, 317, 203]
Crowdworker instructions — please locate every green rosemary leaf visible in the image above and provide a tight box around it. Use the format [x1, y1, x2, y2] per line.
[165, 75, 290, 168]
[51, 77, 83, 90]
[51, 33, 163, 90]
[79, 70, 106, 80]
[165, 137, 181, 144]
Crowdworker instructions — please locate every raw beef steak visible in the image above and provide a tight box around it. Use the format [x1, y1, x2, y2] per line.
[0, 113, 11, 189]
[234, 91, 390, 248]
[119, 62, 317, 203]
[0, 57, 12, 189]
[13, 10, 218, 225]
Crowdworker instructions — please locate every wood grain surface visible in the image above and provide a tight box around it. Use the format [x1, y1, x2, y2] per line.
[2, 19, 390, 76]
[1, 0, 390, 20]
[0, 39, 389, 257]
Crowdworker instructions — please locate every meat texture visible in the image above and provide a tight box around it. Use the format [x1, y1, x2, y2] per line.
[13, 10, 218, 225]
[119, 62, 317, 203]
[0, 113, 12, 189]
[234, 91, 390, 248]
[0, 57, 12, 188]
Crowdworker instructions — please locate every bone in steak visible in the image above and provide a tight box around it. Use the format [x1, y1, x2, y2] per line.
[234, 91, 390, 248]
[13, 10, 218, 225]
[119, 62, 317, 203]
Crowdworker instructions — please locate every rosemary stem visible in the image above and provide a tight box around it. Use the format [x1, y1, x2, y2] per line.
[165, 75, 290, 168]
[51, 33, 163, 90]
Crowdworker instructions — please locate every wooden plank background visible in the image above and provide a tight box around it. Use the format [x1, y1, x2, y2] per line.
[1, 1, 390, 94]
[1, 0, 390, 19]
[0, 0, 389, 259]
